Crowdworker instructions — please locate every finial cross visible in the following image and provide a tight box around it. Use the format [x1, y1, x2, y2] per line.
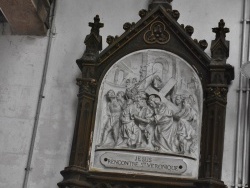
[151, 0, 173, 3]
[212, 19, 229, 40]
[89, 15, 104, 35]
[149, 0, 173, 10]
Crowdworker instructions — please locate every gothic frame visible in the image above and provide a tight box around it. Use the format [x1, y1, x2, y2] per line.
[58, 1, 234, 188]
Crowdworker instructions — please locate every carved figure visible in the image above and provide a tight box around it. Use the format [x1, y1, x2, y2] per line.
[125, 78, 139, 100]
[152, 75, 163, 91]
[148, 94, 176, 152]
[134, 93, 154, 149]
[96, 51, 202, 159]
[99, 90, 123, 146]
[118, 99, 142, 148]
[173, 95, 197, 154]
[116, 91, 126, 108]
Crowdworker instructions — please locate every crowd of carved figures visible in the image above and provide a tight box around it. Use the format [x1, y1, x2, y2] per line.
[98, 75, 198, 157]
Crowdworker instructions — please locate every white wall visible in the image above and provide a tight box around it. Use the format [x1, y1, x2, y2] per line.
[0, 0, 244, 187]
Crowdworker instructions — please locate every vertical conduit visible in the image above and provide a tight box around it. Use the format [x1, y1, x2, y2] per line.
[242, 3, 250, 186]
[247, 7, 250, 186]
[242, 77, 249, 188]
[22, 0, 57, 188]
[235, 0, 248, 187]
[242, 1, 250, 187]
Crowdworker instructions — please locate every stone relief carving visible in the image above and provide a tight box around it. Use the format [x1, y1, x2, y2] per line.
[94, 50, 202, 160]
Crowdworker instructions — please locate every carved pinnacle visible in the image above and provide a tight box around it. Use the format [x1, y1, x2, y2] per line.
[80, 15, 104, 64]
[149, 0, 173, 10]
[211, 19, 230, 60]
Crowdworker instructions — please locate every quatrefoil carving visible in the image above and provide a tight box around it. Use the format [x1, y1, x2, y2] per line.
[144, 21, 170, 44]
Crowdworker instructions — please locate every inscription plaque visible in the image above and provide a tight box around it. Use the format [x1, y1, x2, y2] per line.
[90, 49, 203, 179]
[100, 152, 187, 174]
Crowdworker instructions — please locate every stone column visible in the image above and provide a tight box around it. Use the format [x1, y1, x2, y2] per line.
[196, 19, 234, 188]
[58, 15, 103, 188]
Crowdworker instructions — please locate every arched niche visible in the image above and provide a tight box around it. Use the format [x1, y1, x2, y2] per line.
[90, 49, 203, 179]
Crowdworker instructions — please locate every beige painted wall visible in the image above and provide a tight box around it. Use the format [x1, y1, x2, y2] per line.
[0, 0, 246, 187]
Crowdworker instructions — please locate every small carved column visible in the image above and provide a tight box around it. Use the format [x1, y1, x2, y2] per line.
[58, 15, 103, 188]
[197, 20, 234, 188]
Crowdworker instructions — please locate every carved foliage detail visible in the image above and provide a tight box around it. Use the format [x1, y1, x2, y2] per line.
[171, 10, 180, 21]
[199, 40, 208, 51]
[139, 9, 148, 18]
[123, 22, 136, 31]
[77, 78, 97, 96]
[144, 21, 170, 44]
[166, 9, 180, 21]
[185, 25, 194, 36]
[207, 87, 228, 101]
[107, 35, 119, 45]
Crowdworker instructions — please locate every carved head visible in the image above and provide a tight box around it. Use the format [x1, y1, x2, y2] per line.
[148, 94, 161, 106]
[125, 79, 132, 88]
[116, 91, 125, 100]
[132, 77, 138, 84]
[154, 95, 162, 104]
[139, 91, 147, 100]
[175, 95, 183, 105]
[106, 90, 116, 99]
